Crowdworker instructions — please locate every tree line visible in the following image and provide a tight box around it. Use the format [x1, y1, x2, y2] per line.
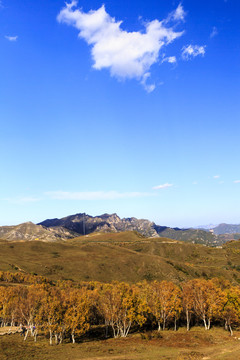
[1, 273, 240, 344]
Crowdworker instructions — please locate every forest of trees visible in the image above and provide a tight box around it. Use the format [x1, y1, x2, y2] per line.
[1, 272, 240, 344]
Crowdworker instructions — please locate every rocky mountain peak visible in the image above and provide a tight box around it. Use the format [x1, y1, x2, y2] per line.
[1, 212, 237, 246]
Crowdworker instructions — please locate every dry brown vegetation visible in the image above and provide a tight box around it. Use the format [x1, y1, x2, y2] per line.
[1, 327, 240, 360]
[1, 232, 240, 359]
[0, 232, 240, 284]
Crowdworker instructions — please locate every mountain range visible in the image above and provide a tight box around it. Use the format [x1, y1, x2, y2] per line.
[202, 223, 240, 235]
[0, 212, 239, 246]
[38, 213, 220, 245]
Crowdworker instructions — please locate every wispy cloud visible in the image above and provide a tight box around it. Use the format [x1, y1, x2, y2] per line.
[210, 26, 218, 38]
[152, 183, 173, 190]
[45, 190, 153, 200]
[234, 180, 240, 184]
[57, 2, 185, 91]
[140, 72, 156, 93]
[182, 44, 206, 60]
[213, 175, 220, 179]
[169, 3, 186, 22]
[5, 35, 18, 42]
[4, 196, 41, 204]
[162, 55, 177, 64]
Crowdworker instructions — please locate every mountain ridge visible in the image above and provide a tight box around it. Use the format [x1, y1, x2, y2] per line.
[0, 213, 239, 246]
[38, 212, 238, 246]
[0, 221, 79, 242]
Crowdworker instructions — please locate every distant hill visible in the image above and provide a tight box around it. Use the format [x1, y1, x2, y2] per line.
[194, 223, 240, 235]
[154, 226, 220, 246]
[1, 232, 240, 284]
[211, 223, 240, 235]
[0, 222, 78, 242]
[0, 213, 239, 246]
[38, 212, 224, 246]
[39, 213, 159, 238]
[194, 224, 218, 230]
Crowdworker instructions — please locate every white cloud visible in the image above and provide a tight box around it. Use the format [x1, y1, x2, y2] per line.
[152, 183, 173, 190]
[162, 55, 177, 64]
[234, 180, 240, 183]
[213, 175, 220, 179]
[4, 196, 40, 204]
[57, 2, 184, 90]
[170, 3, 186, 22]
[5, 35, 18, 42]
[167, 56, 177, 64]
[46, 190, 153, 200]
[182, 44, 206, 60]
[140, 72, 156, 93]
[210, 26, 218, 38]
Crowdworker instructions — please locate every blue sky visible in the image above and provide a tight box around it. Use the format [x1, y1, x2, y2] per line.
[0, 0, 239, 227]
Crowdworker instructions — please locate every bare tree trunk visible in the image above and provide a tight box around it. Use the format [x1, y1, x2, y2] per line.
[229, 324, 233, 336]
[34, 330, 38, 342]
[186, 310, 191, 331]
[71, 332, 75, 344]
[49, 330, 53, 345]
[174, 318, 177, 331]
[112, 325, 116, 338]
[158, 321, 162, 331]
[105, 319, 109, 338]
[59, 332, 63, 344]
[30, 324, 34, 336]
[24, 329, 29, 341]
[121, 321, 131, 337]
[203, 317, 207, 330]
[125, 322, 131, 337]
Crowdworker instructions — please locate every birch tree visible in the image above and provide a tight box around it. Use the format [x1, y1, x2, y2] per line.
[148, 281, 181, 331]
[221, 286, 240, 336]
[63, 288, 91, 343]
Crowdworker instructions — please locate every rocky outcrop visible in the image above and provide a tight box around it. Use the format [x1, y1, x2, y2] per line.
[1, 213, 238, 245]
[39, 213, 159, 238]
[0, 222, 78, 242]
[39, 213, 226, 245]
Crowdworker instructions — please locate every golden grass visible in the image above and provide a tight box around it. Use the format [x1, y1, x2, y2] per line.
[0, 234, 240, 285]
[1, 327, 240, 360]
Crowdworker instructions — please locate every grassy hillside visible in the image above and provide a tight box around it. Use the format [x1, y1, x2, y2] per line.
[156, 227, 220, 245]
[1, 328, 240, 360]
[1, 231, 240, 284]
